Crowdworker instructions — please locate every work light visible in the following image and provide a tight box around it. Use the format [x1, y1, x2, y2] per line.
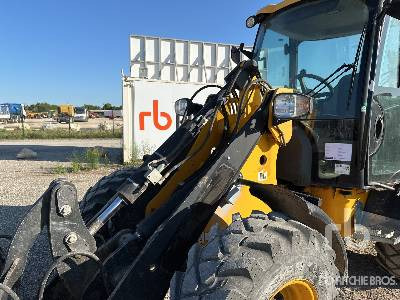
[273, 93, 313, 119]
[246, 16, 257, 28]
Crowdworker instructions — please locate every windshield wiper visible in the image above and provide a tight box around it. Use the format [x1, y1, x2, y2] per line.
[306, 63, 355, 97]
[307, 24, 367, 103]
[347, 25, 367, 108]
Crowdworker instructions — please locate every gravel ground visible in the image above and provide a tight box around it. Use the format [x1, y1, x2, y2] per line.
[0, 160, 120, 299]
[0, 155, 399, 299]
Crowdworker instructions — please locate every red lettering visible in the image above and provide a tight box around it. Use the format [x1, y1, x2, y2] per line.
[139, 100, 172, 131]
[152, 100, 172, 130]
[139, 111, 151, 130]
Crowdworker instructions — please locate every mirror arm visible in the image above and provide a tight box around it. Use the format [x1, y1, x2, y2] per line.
[239, 43, 254, 59]
[377, 0, 393, 22]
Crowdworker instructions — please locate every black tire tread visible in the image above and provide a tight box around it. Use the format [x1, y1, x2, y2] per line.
[171, 211, 339, 300]
[80, 167, 138, 222]
[376, 243, 400, 278]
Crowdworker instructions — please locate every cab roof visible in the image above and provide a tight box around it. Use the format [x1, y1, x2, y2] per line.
[257, 0, 301, 16]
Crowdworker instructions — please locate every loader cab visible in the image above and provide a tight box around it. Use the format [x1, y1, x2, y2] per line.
[252, 0, 400, 189]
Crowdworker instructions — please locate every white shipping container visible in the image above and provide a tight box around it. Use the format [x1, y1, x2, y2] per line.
[130, 35, 251, 84]
[122, 78, 220, 162]
[123, 35, 252, 162]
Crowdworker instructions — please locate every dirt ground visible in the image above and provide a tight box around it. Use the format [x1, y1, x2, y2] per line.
[0, 140, 399, 299]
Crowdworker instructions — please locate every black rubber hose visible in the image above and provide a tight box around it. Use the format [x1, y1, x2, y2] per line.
[38, 251, 109, 300]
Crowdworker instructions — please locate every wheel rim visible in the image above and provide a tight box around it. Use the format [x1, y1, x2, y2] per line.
[271, 279, 317, 300]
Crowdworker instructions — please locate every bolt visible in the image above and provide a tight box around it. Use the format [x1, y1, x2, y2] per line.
[65, 232, 78, 245]
[59, 205, 72, 217]
[149, 264, 157, 272]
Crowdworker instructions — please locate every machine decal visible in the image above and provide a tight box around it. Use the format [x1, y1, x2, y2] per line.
[258, 171, 268, 182]
[325, 143, 352, 161]
[335, 164, 351, 175]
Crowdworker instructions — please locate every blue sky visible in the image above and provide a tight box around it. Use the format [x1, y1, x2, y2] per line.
[0, 1, 269, 106]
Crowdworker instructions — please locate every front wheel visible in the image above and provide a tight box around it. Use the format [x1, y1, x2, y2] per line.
[375, 243, 400, 278]
[171, 211, 339, 300]
[80, 167, 143, 244]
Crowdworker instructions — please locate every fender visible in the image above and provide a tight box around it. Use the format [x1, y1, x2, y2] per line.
[246, 182, 348, 276]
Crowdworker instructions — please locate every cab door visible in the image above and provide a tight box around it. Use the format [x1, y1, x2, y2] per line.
[368, 15, 400, 184]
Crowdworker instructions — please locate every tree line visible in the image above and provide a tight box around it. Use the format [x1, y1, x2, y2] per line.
[25, 102, 122, 112]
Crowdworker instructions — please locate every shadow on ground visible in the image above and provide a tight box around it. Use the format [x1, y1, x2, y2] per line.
[0, 145, 122, 163]
[340, 250, 400, 291]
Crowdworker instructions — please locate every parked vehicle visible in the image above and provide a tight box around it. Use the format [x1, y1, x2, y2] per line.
[104, 109, 122, 119]
[74, 106, 89, 122]
[0, 104, 10, 124]
[89, 111, 99, 118]
[57, 105, 74, 123]
[5, 103, 26, 123]
[57, 113, 73, 123]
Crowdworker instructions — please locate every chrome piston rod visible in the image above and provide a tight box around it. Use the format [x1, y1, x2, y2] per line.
[87, 196, 127, 235]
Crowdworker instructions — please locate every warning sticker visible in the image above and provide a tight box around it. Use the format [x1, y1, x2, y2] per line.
[335, 164, 351, 175]
[325, 143, 352, 162]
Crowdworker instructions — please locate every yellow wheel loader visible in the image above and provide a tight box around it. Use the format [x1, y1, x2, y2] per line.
[2, 0, 400, 299]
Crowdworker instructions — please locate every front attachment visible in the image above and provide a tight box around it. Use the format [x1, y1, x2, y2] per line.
[0, 179, 102, 300]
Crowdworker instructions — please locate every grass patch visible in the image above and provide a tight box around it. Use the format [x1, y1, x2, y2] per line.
[53, 147, 111, 174]
[127, 142, 154, 166]
[0, 128, 122, 140]
[54, 165, 68, 174]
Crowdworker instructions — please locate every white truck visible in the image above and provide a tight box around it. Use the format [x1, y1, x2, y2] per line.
[0, 104, 11, 124]
[73, 107, 89, 122]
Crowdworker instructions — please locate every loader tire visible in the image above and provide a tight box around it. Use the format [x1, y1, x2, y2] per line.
[80, 167, 142, 242]
[375, 243, 400, 278]
[171, 211, 339, 300]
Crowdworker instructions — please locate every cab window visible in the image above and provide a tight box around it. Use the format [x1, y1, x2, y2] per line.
[369, 16, 400, 183]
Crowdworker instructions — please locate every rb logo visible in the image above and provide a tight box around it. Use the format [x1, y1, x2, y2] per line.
[139, 100, 172, 131]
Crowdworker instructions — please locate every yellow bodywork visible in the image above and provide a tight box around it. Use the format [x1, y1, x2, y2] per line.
[203, 121, 292, 242]
[305, 187, 368, 236]
[145, 84, 294, 243]
[257, 0, 301, 16]
[207, 90, 293, 237]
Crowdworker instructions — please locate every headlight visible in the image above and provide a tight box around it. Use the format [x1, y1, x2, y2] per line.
[273, 93, 313, 119]
[174, 98, 189, 116]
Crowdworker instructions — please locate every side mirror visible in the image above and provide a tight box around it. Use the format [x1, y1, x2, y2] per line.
[174, 98, 190, 117]
[239, 43, 254, 59]
[231, 46, 241, 65]
[175, 98, 203, 117]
